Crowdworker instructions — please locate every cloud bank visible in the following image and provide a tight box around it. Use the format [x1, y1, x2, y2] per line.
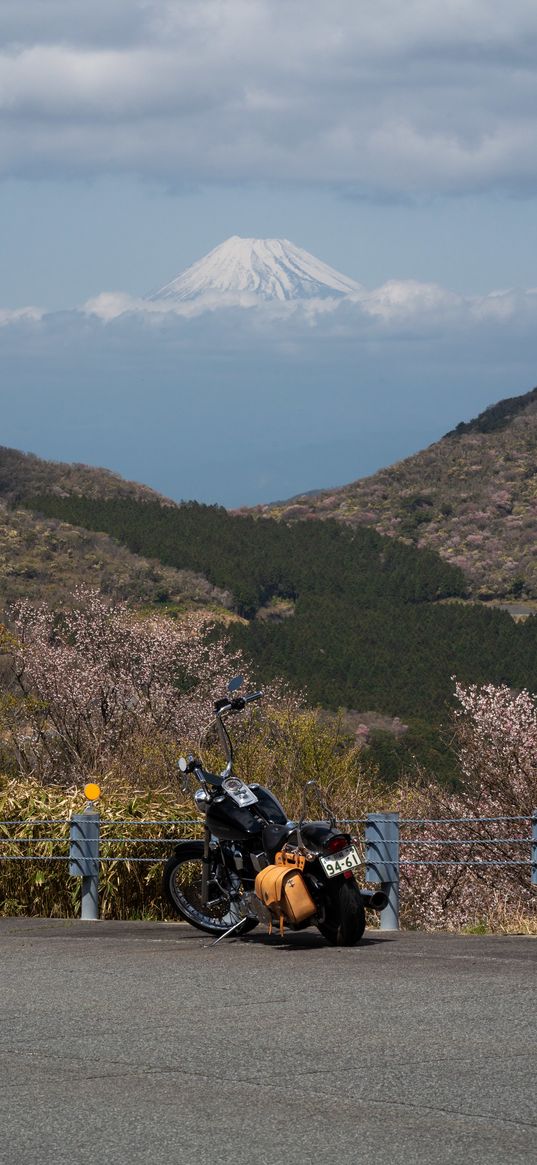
[2, 1, 537, 196]
[4, 275, 537, 346]
[80, 280, 537, 341]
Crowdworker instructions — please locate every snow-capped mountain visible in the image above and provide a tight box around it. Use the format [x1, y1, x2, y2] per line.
[148, 236, 362, 304]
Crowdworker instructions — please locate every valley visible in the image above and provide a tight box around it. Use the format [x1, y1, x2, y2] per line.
[1, 384, 535, 781]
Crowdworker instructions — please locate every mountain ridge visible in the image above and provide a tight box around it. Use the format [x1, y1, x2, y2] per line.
[0, 446, 172, 508]
[251, 388, 537, 599]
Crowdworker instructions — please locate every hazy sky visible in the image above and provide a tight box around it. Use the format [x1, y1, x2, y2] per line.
[2, 1, 537, 505]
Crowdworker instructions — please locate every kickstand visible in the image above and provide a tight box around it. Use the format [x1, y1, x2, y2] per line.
[211, 917, 248, 946]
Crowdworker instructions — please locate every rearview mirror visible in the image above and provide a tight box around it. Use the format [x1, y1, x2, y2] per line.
[178, 757, 187, 773]
[227, 675, 244, 693]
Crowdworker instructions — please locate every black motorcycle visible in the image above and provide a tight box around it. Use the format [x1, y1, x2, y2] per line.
[163, 677, 387, 945]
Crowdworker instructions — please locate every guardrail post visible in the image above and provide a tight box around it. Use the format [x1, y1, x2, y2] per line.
[532, 809, 537, 887]
[69, 808, 100, 920]
[365, 812, 400, 931]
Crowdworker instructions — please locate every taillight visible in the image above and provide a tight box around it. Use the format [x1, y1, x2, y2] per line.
[325, 835, 349, 854]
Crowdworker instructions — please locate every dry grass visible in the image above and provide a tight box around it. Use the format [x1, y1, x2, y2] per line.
[0, 776, 201, 920]
[461, 905, 537, 936]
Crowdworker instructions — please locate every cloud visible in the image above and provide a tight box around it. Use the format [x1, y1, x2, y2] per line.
[0, 2, 149, 48]
[2, 1, 537, 195]
[5, 261, 537, 342]
[79, 279, 537, 342]
[0, 305, 43, 326]
[82, 289, 264, 321]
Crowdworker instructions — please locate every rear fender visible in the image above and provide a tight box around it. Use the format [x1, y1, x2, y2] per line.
[288, 821, 351, 853]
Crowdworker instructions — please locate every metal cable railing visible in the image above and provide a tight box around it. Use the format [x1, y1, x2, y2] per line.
[1, 811, 536, 925]
[0, 816, 201, 864]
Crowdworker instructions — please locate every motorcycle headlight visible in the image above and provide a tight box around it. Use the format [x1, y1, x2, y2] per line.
[194, 788, 210, 810]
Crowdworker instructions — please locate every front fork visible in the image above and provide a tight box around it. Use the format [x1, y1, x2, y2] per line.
[201, 824, 211, 907]
[201, 828, 244, 909]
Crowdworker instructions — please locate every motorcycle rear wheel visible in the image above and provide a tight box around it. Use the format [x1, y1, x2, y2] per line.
[163, 840, 258, 937]
[316, 879, 366, 946]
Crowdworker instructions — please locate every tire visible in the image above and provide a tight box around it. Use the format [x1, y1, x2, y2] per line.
[162, 840, 258, 937]
[316, 879, 366, 946]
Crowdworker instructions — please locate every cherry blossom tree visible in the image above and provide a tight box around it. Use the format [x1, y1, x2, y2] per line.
[452, 681, 537, 814]
[3, 587, 243, 784]
[400, 681, 537, 929]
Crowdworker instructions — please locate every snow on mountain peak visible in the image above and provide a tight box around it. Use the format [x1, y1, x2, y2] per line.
[148, 236, 363, 304]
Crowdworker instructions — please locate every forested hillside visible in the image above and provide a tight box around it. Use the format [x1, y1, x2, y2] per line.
[254, 387, 537, 599]
[23, 494, 537, 722]
[0, 448, 229, 611]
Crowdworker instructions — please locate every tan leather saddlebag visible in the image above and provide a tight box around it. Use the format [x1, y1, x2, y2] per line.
[255, 853, 316, 930]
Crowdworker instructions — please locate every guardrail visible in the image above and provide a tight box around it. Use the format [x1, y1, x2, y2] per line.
[1, 810, 536, 928]
[363, 812, 537, 930]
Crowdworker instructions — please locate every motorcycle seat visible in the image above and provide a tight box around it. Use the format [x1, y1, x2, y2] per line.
[262, 819, 339, 860]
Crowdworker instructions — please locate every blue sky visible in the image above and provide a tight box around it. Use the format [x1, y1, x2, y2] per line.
[2, 1, 537, 505]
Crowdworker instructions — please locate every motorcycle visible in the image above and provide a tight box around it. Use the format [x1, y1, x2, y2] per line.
[163, 677, 387, 945]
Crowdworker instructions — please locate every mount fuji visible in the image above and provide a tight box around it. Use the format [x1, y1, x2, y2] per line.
[148, 236, 363, 305]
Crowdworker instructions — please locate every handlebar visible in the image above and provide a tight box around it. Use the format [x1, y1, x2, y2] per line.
[214, 689, 263, 776]
[214, 690, 263, 716]
[179, 689, 264, 791]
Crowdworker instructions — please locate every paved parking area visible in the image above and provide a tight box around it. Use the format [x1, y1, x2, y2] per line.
[1, 918, 535, 1165]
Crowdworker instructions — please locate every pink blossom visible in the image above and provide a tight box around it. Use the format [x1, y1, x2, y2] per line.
[6, 587, 244, 783]
[400, 680, 537, 929]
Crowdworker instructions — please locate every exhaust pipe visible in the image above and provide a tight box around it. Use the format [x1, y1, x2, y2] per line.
[360, 888, 388, 912]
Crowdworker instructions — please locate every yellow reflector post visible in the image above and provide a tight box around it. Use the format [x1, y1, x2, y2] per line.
[84, 783, 101, 802]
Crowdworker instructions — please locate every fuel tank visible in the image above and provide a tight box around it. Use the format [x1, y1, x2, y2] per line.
[249, 784, 288, 825]
[205, 783, 289, 843]
[205, 796, 263, 842]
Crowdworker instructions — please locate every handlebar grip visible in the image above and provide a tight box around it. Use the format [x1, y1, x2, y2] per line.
[245, 690, 263, 704]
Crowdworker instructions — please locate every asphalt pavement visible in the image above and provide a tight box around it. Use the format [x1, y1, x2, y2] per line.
[1, 918, 535, 1165]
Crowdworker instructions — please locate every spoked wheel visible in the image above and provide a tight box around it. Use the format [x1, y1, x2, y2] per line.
[162, 840, 258, 937]
[316, 879, 366, 946]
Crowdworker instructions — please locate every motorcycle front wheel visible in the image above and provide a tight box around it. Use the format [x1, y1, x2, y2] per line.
[316, 879, 366, 946]
[162, 840, 258, 937]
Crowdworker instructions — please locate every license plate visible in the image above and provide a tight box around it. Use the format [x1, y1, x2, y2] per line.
[320, 844, 361, 878]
